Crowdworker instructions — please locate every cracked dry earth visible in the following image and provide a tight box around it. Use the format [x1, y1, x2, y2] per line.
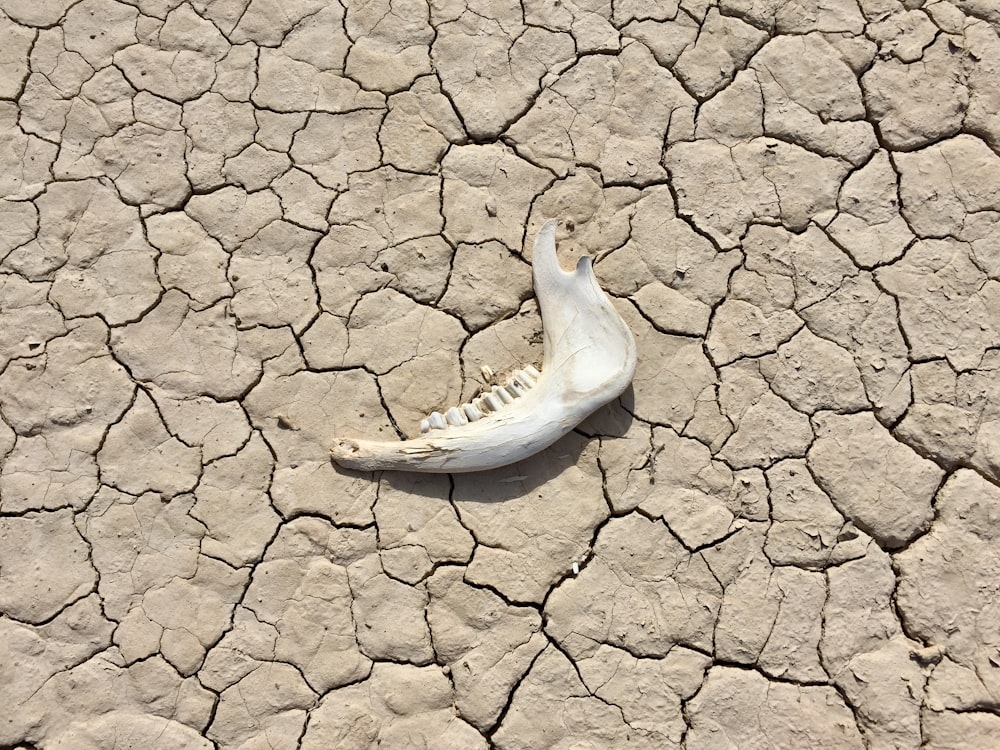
[2, 0, 1000, 748]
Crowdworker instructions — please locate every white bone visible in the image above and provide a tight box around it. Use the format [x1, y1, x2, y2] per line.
[331, 219, 637, 472]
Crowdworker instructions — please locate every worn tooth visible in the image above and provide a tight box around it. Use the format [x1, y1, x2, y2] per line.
[481, 392, 503, 412]
[331, 219, 638, 473]
[428, 411, 447, 430]
[463, 403, 484, 421]
[420, 418, 431, 434]
[514, 369, 535, 389]
[480, 365, 494, 383]
[493, 384, 514, 405]
[506, 382, 525, 398]
[445, 406, 468, 426]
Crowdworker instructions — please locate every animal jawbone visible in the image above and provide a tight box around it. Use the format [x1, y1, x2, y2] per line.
[330, 219, 637, 473]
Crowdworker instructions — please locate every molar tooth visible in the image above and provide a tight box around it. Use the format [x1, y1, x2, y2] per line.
[481, 392, 503, 412]
[493, 384, 514, 405]
[506, 381, 525, 398]
[420, 418, 430, 434]
[524, 364, 541, 380]
[463, 403, 484, 421]
[480, 365, 495, 383]
[428, 411, 447, 431]
[514, 369, 535, 389]
[445, 406, 468, 426]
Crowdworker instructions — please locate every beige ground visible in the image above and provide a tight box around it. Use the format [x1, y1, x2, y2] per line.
[1, 0, 999, 747]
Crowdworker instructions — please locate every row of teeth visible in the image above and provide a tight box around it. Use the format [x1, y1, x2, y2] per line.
[420, 365, 542, 434]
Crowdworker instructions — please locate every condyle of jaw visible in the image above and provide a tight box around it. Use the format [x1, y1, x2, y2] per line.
[330, 219, 638, 473]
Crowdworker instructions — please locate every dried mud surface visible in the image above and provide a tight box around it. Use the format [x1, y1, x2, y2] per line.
[2, 0, 1000, 747]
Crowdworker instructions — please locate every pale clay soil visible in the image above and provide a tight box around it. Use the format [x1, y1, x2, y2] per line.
[1, 0, 999, 747]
